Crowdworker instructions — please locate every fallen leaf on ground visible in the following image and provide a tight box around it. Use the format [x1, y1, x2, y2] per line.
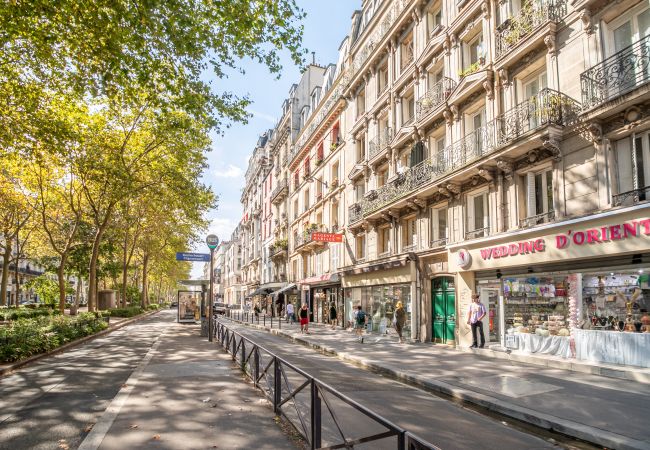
[58, 440, 69, 450]
[202, 398, 211, 403]
[121, 384, 128, 388]
[130, 424, 139, 429]
[84, 424, 94, 433]
[152, 435, 160, 440]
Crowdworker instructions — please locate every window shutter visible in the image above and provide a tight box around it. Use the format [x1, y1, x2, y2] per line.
[526, 172, 537, 217]
[467, 196, 475, 232]
[615, 137, 633, 193]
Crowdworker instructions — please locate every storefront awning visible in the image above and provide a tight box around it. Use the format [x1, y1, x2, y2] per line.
[272, 283, 297, 296]
[299, 273, 340, 286]
[248, 287, 273, 297]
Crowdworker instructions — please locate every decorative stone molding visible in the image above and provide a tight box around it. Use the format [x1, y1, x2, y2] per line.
[443, 108, 454, 125]
[544, 34, 556, 56]
[483, 79, 494, 100]
[481, 0, 490, 18]
[446, 182, 461, 198]
[477, 167, 494, 182]
[580, 9, 594, 35]
[498, 68, 511, 88]
[527, 149, 540, 163]
[450, 104, 460, 121]
[496, 158, 514, 180]
[438, 186, 450, 197]
[443, 35, 452, 55]
[542, 139, 562, 162]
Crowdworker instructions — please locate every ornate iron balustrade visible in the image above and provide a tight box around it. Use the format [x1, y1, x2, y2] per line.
[495, 0, 566, 59]
[495, 88, 581, 146]
[465, 227, 490, 240]
[612, 186, 650, 207]
[436, 122, 496, 175]
[362, 160, 435, 216]
[429, 237, 448, 248]
[519, 210, 555, 228]
[270, 179, 288, 203]
[369, 127, 393, 159]
[581, 34, 650, 110]
[416, 77, 456, 116]
[349, 203, 363, 224]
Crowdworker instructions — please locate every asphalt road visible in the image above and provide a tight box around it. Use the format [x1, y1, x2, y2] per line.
[219, 321, 586, 450]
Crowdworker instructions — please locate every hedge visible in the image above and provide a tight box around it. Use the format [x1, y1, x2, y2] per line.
[0, 312, 109, 362]
[0, 307, 59, 322]
[107, 306, 145, 317]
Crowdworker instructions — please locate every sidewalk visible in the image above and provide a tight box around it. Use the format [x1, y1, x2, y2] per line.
[79, 313, 301, 450]
[223, 316, 650, 450]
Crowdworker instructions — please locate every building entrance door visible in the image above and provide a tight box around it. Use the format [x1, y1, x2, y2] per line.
[432, 277, 455, 343]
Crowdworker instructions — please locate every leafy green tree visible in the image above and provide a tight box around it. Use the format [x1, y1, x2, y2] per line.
[25, 274, 71, 307]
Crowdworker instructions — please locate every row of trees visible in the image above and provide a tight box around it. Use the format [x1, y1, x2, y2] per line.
[0, 0, 306, 312]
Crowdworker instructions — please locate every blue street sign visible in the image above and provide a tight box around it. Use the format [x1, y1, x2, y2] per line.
[176, 252, 211, 262]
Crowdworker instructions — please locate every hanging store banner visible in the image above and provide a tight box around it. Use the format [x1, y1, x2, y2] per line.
[311, 232, 344, 243]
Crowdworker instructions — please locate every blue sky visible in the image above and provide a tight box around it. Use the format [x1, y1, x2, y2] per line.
[191, 1, 359, 278]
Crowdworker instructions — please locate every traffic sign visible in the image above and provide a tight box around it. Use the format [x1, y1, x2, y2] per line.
[206, 234, 219, 249]
[176, 252, 211, 262]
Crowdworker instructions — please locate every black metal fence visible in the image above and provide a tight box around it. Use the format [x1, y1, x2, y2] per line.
[215, 320, 439, 450]
[225, 309, 285, 330]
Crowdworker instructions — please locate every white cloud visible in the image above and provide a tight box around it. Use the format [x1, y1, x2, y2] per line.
[250, 109, 277, 124]
[213, 164, 243, 179]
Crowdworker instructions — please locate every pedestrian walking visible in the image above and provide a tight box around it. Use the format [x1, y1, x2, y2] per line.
[254, 304, 261, 318]
[299, 303, 309, 334]
[286, 302, 294, 323]
[329, 304, 337, 330]
[353, 305, 367, 343]
[393, 301, 407, 344]
[467, 293, 486, 348]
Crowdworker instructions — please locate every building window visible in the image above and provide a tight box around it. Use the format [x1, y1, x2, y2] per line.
[354, 180, 366, 202]
[356, 87, 366, 120]
[315, 251, 322, 275]
[331, 161, 339, 185]
[430, 206, 448, 246]
[524, 169, 554, 220]
[331, 202, 339, 230]
[426, 3, 443, 36]
[377, 167, 388, 187]
[355, 234, 366, 261]
[301, 106, 310, 127]
[409, 141, 426, 167]
[614, 133, 650, 205]
[465, 108, 486, 155]
[402, 216, 417, 251]
[400, 31, 414, 71]
[293, 199, 299, 220]
[402, 93, 415, 126]
[462, 33, 484, 74]
[357, 137, 366, 162]
[378, 226, 391, 256]
[467, 190, 489, 238]
[378, 62, 389, 94]
[303, 189, 310, 213]
[330, 243, 340, 270]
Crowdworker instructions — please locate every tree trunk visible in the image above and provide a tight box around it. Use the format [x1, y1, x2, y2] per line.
[57, 261, 67, 315]
[0, 247, 10, 306]
[14, 236, 19, 307]
[141, 252, 149, 308]
[73, 276, 81, 315]
[88, 208, 113, 312]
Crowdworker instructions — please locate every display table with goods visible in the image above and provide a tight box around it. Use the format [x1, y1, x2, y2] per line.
[504, 276, 571, 357]
[575, 273, 650, 367]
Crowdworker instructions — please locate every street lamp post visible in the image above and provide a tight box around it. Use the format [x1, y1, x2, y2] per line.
[206, 234, 219, 342]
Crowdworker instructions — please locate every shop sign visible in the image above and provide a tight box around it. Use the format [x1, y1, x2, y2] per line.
[480, 239, 545, 260]
[555, 219, 650, 249]
[311, 232, 343, 242]
[456, 249, 472, 269]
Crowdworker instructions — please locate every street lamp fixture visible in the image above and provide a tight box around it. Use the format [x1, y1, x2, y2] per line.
[306, 176, 328, 190]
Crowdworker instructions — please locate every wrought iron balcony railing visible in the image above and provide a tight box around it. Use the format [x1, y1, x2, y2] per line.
[581, 34, 650, 110]
[465, 227, 490, 240]
[416, 77, 456, 117]
[270, 179, 288, 203]
[429, 237, 448, 248]
[495, 0, 566, 59]
[368, 127, 393, 159]
[519, 210, 555, 228]
[494, 88, 580, 145]
[346, 90, 580, 224]
[612, 185, 650, 207]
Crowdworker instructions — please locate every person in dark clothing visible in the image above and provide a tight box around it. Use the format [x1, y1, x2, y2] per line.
[329, 304, 337, 330]
[394, 301, 407, 344]
[299, 303, 309, 334]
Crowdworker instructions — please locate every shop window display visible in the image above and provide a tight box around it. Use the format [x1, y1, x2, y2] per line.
[504, 276, 570, 338]
[580, 272, 650, 332]
[345, 284, 411, 338]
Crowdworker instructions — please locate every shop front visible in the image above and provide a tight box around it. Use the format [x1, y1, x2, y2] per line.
[342, 260, 416, 339]
[449, 204, 650, 368]
[297, 274, 342, 325]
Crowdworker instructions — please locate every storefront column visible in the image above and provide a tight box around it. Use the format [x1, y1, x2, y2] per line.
[410, 259, 418, 342]
[456, 271, 476, 347]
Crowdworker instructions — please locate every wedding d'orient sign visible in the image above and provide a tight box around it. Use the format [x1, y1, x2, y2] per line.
[476, 219, 650, 263]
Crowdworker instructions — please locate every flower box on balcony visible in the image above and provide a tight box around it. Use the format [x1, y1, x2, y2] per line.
[315, 159, 323, 166]
[330, 141, 340, 151]
[458, 58, 484, 79]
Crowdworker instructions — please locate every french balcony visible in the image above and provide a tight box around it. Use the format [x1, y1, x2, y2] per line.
[368, 128, 393, 160]
[293, 230, 328, 253]
[580, 34, 650, 111]
[416, 77, 456, 118]
[612, 186, 650, 207]
[465, 226, 490, 240]
[270, 179, 289, 205]
[269, 242, 288, 260]
[495, 0, 566, 60]
[519, 210, 555, 228]
[349, 203, 363, 225]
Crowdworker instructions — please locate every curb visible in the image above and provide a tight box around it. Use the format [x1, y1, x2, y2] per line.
[224, 319, 650, 450]
[0, 310, 161, 377]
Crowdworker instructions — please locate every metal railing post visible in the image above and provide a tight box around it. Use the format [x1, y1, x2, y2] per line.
[273, 357, 282, 414]
[398, 432, 406, 450]
[264, 315, 266, 326]
[310, 380, 322, 449]
[231, 333, 236, 356]
[241, 340, 246, 370]
[253, 348, 260, 387]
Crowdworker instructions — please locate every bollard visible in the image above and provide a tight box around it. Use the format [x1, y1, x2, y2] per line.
[263, 315, 266, 327]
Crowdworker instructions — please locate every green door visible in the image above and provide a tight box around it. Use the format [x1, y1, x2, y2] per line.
[432, 277, 456, 344]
